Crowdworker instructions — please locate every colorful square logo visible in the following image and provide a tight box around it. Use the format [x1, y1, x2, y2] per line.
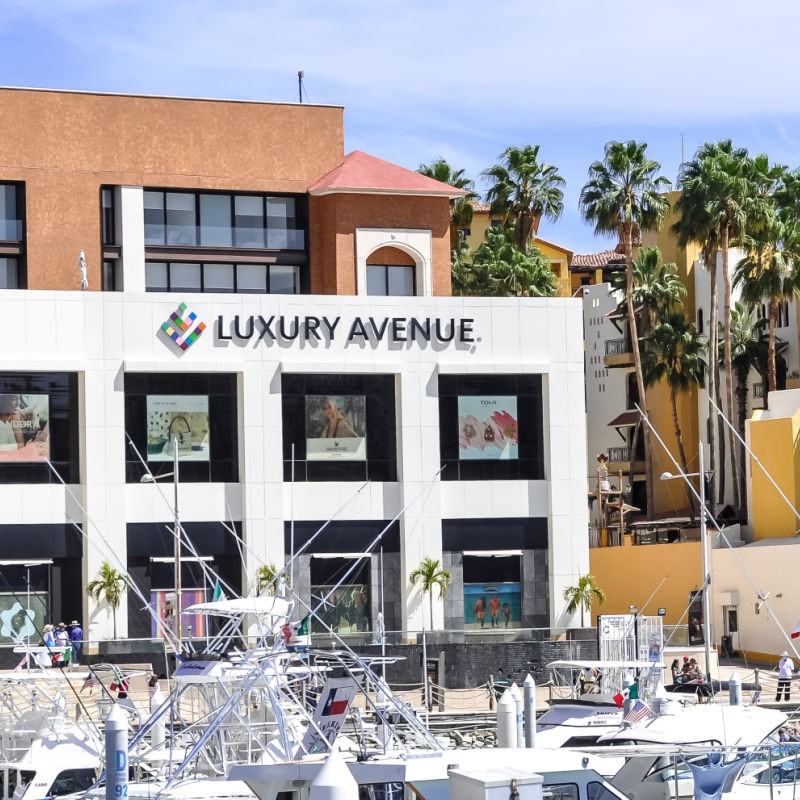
[160, 303, 206, 351]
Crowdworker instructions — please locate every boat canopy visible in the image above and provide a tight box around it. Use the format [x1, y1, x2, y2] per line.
[184, 596, 290, 618]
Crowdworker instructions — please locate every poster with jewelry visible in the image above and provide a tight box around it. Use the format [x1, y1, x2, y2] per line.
[0, 394, 50, 462]
[305, 394, 366, 461]
[457, 396, 518, 460]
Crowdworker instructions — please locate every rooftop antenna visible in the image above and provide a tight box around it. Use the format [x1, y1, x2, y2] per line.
[298, 70, 304, 103]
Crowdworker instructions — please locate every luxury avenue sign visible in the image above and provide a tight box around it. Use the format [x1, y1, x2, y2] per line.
[215, 313, 476, 347]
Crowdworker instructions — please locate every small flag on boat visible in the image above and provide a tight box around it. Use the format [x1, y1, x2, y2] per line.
[613, 682, 638, 708]
[791, 621, 800, 639]
[297, 616, 309, 636]
[110, 666, 129, 693]
[322, 687, 349, 717]
[624, 699, 653, 725]
[212, 580, 226, 602]
[81, 675, 95, 694]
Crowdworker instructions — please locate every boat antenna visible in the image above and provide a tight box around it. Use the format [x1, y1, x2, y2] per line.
[298, 70, 304, 103]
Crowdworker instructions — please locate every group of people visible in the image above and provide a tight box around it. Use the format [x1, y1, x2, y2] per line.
[472, 596, 512, 628]
[670, 655, 703, 684]
[40, 620, 83, 667]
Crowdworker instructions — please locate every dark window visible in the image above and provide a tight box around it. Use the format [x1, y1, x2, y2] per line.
[101, 187, 116, 245]
[0, 182, 25, 288]
[438, 374, 544, 480]
[124, 372, 239, 483]
[145, 261, 299, 294]
[0, 373, 79, 484]
[102, 260, 122, 292]
[280, 373, 397, 482]
[49, 769, 97, 796]
[0, 257, 19, 289]
[367, 265, 415, 296]
[143, 189, 306, 251]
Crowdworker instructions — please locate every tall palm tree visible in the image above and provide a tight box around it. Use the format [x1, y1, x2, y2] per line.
[673, 140, 751, 513]
[409, 557, 451, 631]
[418, 158, 478, 251]
[562, 574, 606, 628]
[726, 302, 769, 515]
[482, 145, 565, 253]
[734, 217, 800, 406]
[471, 227, 558, 297]
[643, 313, 707, 520]
[86, 561, 126, 639]
[580, 141, 671, 518]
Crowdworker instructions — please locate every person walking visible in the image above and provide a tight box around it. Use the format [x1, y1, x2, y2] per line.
[776, 651, 795, 702]
[69, 621, 84, 665]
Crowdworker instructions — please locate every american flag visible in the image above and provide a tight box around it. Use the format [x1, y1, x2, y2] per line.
[624, 699, 653, 725]
[81, 675, 95, 694]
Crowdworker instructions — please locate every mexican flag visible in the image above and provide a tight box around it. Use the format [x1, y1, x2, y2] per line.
[613, 682, 638, 708]
[791, 621, 800, 639]
[212, 580, 226, 602]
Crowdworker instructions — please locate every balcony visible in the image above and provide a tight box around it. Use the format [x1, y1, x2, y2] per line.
[604, 337, 634, 368]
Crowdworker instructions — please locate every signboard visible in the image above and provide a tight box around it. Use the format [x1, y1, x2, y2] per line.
[458, 396, 518, 460]
[464, 583, 521, 630]
[688, 590, 705, 646]
[0, 394, 49, 462]
[146, 395, 209, 461]
[305, 395, 366, 461]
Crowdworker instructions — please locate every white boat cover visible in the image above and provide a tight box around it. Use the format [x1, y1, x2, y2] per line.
[184, 596, 290, 618]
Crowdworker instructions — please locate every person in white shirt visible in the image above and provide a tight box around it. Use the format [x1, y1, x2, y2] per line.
[776, 650, 795, 701]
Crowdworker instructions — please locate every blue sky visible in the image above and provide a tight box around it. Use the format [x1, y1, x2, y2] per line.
[4, 0, 800, 253]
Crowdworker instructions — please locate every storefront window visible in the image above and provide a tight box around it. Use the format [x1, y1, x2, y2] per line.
[463, 554, 522, 631]
[310, 557, 370, 634]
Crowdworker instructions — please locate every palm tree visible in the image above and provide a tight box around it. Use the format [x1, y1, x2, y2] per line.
[562, 574, 606, 627]
[409, 557, 451, 631]
[734, 217, 800, 406]
[727, 302, 769, 515]
[673, 140, 751, 513]
[256, 562, 281, 595]
[86, 561, 126, 639]
[580, 141, 671, 518]
[643, 312, 707, 520]
[482, 145, 565, 253]
[418, 158, 478, 252]
[471, 227, 558, 297]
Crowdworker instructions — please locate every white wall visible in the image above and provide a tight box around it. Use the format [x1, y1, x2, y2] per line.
[0, 290, 589, 635]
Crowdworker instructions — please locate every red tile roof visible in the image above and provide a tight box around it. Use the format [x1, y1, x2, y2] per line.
[569, 250, 626, 271]
[471, 201, 492, 213]
[308, 150, 467, 197]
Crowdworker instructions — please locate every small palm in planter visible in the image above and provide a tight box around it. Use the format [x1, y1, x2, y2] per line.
[562, 574, 606, 628]
[86, 561, 127, 639]
[409, 557, 451, 631]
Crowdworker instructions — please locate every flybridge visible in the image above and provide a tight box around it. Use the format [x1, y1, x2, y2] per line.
[215, 314, 476, 346]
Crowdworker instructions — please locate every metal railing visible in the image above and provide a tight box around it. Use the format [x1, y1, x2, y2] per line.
[605, 337, 628, 356]
[607, 446, 629, 463]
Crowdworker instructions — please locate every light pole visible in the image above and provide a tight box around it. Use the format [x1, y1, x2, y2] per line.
[140, 438, 181, 654]
[661, 441, 712, 683]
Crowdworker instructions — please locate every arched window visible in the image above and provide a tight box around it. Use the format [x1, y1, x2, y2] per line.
[366, 246, 416, 296]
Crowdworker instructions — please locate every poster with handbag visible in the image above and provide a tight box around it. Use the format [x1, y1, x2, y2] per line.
[146, 395, 210, 461]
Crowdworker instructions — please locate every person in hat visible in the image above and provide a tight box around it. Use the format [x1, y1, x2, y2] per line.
[54, 622, 71, 668]
[777, 651, 795, 702]
[69, 620, 84, 665]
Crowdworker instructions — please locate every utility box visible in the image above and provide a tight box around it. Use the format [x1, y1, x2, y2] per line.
[448, 767, 543, 800]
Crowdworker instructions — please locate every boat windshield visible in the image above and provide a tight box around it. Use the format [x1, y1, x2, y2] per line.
[4, 769, 35, 800]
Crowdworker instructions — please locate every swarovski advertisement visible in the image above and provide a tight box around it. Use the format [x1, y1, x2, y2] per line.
[305, 395, 366, 461]
[0, 393, 50, 462]
[147, 395, 210, 461]
[464, 583, 521, 630]
[458, 396, 519, 460]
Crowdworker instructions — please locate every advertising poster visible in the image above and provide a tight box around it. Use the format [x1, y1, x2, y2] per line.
[0, 594, 49, 644]
[305, 395, 366, 461]
[464, 583, 521, 630]
[151, 589, 207, 639]
[688, 590, 705, 646]
[311, 584, 370, 634]
[147, 395, 209, 461]
[458, 396, 518, 460]
[0, 394, 50, 462]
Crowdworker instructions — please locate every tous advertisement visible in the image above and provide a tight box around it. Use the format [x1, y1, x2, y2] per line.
[464, 583, 521, 630]
[305, 395, 366, 461]
[458, 396, 518, 460]
[0, 394, 50, 462]
[147, 395, 210, 461]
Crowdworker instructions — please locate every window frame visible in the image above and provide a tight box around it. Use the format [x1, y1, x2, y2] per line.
[144, 260, 300, 294]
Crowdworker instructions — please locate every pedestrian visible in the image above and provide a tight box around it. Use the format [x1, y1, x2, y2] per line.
[54, 622, 71, 668]
[69, 620, 84, 665]
[776, 651, 795, 702]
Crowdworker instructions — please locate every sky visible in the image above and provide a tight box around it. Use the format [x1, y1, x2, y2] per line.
[4, 0, 800, 254]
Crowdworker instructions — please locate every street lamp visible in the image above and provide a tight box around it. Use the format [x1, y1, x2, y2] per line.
[660, 441, 712, 683]
[140, 440, 182, 653]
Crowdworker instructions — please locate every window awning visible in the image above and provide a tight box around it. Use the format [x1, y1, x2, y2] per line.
[607, 410, 640, 428]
